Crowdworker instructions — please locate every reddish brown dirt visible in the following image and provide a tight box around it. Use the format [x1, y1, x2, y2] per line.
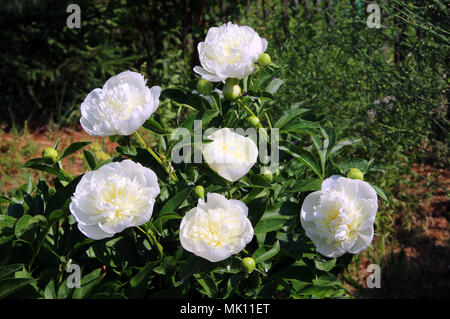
[0, 125, 119, 192]
[345, 164, 449, 298]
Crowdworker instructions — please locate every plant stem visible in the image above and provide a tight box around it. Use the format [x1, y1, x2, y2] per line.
[134, 131, 178, 182]
[137, 226, 163, 258]
[239, 100, 263, 129]
[264, 112, 273, 129]
[29, 226, 51, 272]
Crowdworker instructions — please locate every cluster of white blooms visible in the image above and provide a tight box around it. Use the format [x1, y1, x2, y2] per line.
[71, 22, 379, 262]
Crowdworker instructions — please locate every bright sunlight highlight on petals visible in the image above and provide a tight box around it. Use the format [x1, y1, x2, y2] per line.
[80, 70, 161, 137]
[194, 22, 268, 82]
[202, 128, 258, 182]
[69, 160, 160, 240]
[180, 193, 254, 262]
[300, 175, 378, 258]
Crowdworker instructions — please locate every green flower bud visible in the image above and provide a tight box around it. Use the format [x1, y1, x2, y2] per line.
[264, 172, 273, 183]
[261, 168, 273, 182]
[196, 79, 213, 95]
[225, 78, 239, 86]
[246, 115, 260, 128]
[257, 53, 271, 66]
[223, 84, 241, 101]
[347, 168, 364, 180]
[242, 257, 256, 274]
[42, 147, 59, 164]
[193, 185, 205, 199]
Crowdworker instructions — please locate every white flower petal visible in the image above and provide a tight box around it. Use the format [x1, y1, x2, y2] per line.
[78, 222, 114, 240]
[179, 193, 253, 262]
[70, 160, 160, 240]
[79, 71, 161, 137]
[202, 128, 258, 182]
[349, 226, 374, 254]
[194, 22, 268, 82]
[300, 175, 378, 257]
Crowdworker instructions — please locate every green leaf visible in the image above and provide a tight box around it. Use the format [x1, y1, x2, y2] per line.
[161, 88, 191, 106]
[0, 196, 12, 205]
[314, 258, 336, 272]
[45, 175, 82, 215]
[336, 159, 371, 174]
[289, 178, 322, 193]
[194, 274, 217, 298]
[280, 144, 323, 179]
[22, 164, 72, 181]
[0, 264, 24, 279]
[48, 209, 67, 224]
[254, 202, 297, 236]
[224, 273, 244, 299]
[153, 213, 182, 233]
[143, 118, 171, 135]
[253, 241, 280, 263]
[23, 158, 47, 168]
[0, 278, 36, 299]
[254, 66, 283, 89]
[44, 279, 57, 299]
[210, 91, 222, 113]
[129, 263, 153, 298]
[0, 215, 16, 230]
[311, 134, 326, 176]
[328, 137, 361, 158]
[162, 88, 210, 110]
[182, 110, 219, 130]
[157, 188, 192, 218]
[274, 106, 315, 129]
[72, 269, 105, 299]
[56, 281, 72, 299]
[15, 214, 47, 237]
[313, 273, 342, 287]
[53, 137, 62, 150]
[281, 120, 321, 134]
[371, 184, 389, 203]
[82, 150, 96, 171]
[60, 142, 91, 160]
[265, 78, 286, 94]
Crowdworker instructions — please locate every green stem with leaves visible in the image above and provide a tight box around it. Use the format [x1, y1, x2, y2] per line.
[134, 130, 178, 182]
[137, 226, 163, 258]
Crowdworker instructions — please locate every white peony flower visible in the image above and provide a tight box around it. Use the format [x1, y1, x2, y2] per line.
[202, 128, 258, 182]
[300, 175, 378, 258]
[194, 22, 268, 82]
[80, 70, 161, 137]
[69, 160, 160, 240]
[179, 193, 254, 262]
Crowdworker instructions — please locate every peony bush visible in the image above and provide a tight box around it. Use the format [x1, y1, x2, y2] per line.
[0, 22, 388, 299]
